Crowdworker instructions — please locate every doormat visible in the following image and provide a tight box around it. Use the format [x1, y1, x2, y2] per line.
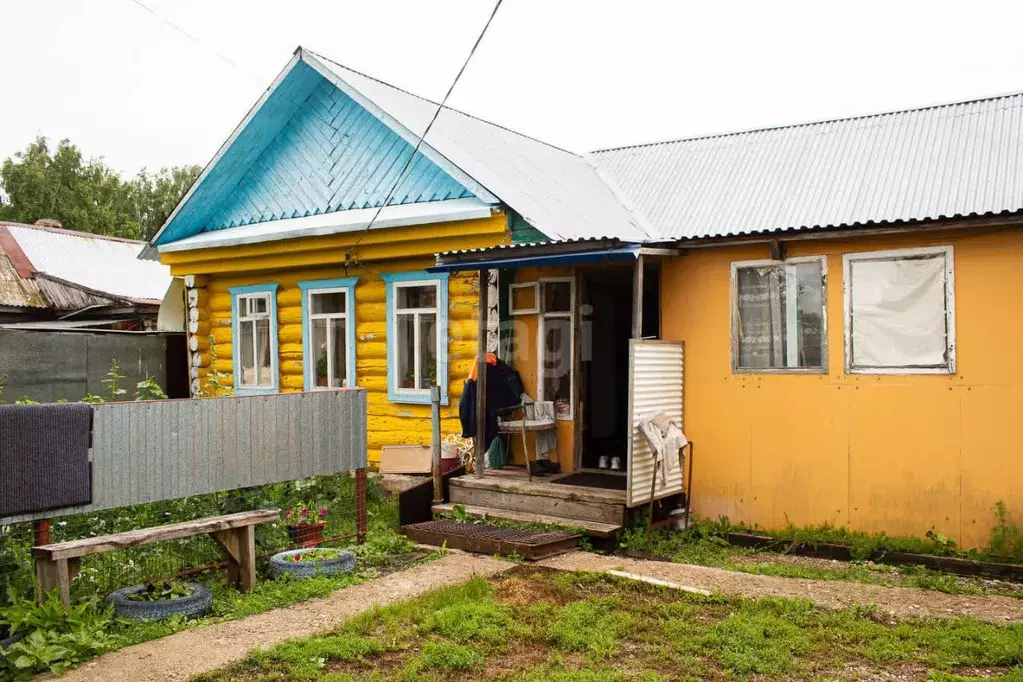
[552, 472, 627, 490]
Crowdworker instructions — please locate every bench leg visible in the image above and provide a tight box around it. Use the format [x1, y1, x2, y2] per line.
[211, 526, 256, 591]
[35, 557, 71, 606]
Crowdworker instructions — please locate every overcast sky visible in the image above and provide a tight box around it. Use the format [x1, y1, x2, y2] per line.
[3, 0, 1023, 176]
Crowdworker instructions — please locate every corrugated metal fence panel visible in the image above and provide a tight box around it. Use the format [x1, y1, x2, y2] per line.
[627, 341, 685, 508]
[0, 389, 367, 524]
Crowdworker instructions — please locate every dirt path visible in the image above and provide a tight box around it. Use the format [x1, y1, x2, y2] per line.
[55, 554, 512, 682]
[539, 552, 1023, 624]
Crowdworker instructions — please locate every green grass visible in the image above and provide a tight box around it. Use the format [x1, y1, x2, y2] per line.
[196, 566, 1023, 682]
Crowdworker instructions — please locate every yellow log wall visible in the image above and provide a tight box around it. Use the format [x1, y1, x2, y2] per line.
[661, 225, 1023, 549]
[169, 212, 507, 463]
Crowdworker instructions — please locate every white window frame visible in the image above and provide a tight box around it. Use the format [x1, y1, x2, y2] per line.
[509, 281, 539, 315]
[730, 256, 828, 374]
[230, 285, 279, 394]
[299, 278, 357, 391]
[391, 279, 442, 400]
[537, 277, 575, 420]
[843, 246, 956, 375]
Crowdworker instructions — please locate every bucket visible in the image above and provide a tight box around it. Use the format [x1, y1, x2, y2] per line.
[440, 443, 460, 474]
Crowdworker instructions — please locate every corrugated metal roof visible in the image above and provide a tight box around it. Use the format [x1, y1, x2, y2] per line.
[3, 223, 171, 302]
[309, 51, 656, 243]
[589, 93, 1023, 239]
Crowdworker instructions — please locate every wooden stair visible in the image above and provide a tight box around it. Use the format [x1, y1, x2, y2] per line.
[441, 474, 626, 538]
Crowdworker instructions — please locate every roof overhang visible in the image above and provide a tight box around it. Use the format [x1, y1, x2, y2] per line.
[159, 197, 495, 253]
[429, 238, 655, 273]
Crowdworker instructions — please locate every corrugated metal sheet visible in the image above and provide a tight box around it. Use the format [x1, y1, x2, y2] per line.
[590, 93, 1023, 239]
[206, 77, 473, 230]
[627, 341, 684, 508]
[4, 223, 171, 302]
[1, 389, 368, 524]
[312, 52, 656, 243]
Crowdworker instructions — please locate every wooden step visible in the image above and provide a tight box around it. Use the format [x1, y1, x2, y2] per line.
[433, 503, 622, 538]
[448, 477, 626, 526]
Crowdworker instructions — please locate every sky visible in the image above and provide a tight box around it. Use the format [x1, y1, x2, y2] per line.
[3, 0, 1023, 177]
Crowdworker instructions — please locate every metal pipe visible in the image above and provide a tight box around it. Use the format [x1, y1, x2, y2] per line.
[431, 385, 443, 503]
[474, 268, 489, 478]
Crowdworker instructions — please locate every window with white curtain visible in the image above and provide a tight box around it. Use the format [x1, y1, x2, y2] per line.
[232, 287, 278, 392]
[844, 246, 955, 374]
[731, 257, 827, 372]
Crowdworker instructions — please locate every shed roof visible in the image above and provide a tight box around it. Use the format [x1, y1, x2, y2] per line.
[589, 92, 1023, 240]
[0, 223, 172, 305]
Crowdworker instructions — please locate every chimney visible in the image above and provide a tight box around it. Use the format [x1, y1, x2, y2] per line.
[34, 218, 62, 229]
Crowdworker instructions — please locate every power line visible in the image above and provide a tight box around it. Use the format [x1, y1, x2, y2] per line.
[344, 0, 504, 270]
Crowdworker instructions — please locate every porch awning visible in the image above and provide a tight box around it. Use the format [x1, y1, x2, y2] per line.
[428, 242, 641, 273]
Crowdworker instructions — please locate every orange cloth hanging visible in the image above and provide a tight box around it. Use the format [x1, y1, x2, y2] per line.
[468, 353, 498, 381]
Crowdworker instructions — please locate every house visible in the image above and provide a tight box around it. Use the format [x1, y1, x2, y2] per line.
[155, 45, 1022, 547]
[435, 93, 1023, 548]
[0, 219, 173, 329]
[151, 47, 652, 463]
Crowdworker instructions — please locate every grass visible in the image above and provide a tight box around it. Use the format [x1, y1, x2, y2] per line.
[617, 522, 1023, 600]
[196, 566, 1023, 681]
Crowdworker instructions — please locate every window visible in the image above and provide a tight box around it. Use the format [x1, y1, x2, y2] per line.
[230, 284, 279, 394]
[382, 272, 450, 404]
[509, 282, 538, 315]
[538, 278, 574, 419]
[844, 246, 955, 374]
[299, 278, 357, 391]
[731, 257, 826, 373]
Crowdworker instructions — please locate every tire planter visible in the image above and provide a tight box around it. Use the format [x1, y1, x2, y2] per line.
[270, 548, 356, 580]
[0, 629, 25, 659]
[104, 582, 212, 622]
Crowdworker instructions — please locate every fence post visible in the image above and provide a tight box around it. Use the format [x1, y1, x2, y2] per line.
[431, 385, 443, 504]
[355, 468, 367, 544]
[33, 519, 51, 546]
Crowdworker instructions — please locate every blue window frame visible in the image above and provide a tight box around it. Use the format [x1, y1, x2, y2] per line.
[229, 283, 280, 395]
[382, 271, 450, 405]
[299, 277, 358, 391]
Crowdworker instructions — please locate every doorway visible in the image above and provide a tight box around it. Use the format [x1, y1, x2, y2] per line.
[578, 262, 660, 472]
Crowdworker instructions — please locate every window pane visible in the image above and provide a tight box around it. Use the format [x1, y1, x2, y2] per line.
[511, 284, 537, 313]
[330, 318, 346, 388]
[255, 318, 272, 385]
[240, 319, 255, 386]
[312, 291, 345, 315]
[543, 318, 572, 410]
[312, 318, 328, 387]
[397, 285, 436, 309]
[735, 262, 823, 369]
[397, 314, 415, 389]
[850, 255, 947, 368]
[248, 296, 267, 316]
[543, 281, 571, 313]
[418, 313, 437, 390]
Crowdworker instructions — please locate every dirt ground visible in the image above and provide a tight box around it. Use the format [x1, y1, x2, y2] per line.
[52, 553, 512, 682]
[540, 551, 1023, 624]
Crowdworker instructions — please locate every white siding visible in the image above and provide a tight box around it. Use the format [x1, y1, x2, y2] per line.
[627, 341, 685, 507]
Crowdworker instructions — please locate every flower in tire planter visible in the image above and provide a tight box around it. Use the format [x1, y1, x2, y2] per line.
[270, 548, 356, 580]
[105, 581, 212, 622]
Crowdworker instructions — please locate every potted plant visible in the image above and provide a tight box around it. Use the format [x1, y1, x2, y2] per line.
[316, 354, 329, 387]
[285, 506, 329, 547]
[104, 580, 212, 622]
[269, 547, 356, 580]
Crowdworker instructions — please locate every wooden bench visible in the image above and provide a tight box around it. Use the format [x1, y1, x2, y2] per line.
[32, 509, 280, 605]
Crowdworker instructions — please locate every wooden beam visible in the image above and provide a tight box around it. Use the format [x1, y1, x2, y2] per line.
[632, 254, 645, 340]
[475, 268, 489, 478]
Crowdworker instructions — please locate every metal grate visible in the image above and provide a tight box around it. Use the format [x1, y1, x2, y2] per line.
[400, 520, 581, 560]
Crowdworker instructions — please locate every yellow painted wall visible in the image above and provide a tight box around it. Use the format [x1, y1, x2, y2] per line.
[661, 225, 1023, 548]
[165, 213, 508, 463]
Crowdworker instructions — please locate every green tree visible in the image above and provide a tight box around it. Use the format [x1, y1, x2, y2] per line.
[0, 136, 200, 241]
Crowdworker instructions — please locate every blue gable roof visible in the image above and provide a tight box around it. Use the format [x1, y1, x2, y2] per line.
[155, 59, 474, 246]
